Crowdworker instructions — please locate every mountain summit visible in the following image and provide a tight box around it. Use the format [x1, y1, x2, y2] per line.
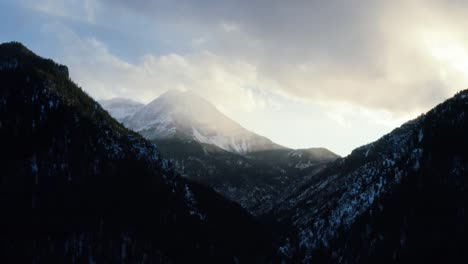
[104, 89, 285, 154]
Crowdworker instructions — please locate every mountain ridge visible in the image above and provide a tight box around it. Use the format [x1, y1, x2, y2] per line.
[267, 89, 468, 263]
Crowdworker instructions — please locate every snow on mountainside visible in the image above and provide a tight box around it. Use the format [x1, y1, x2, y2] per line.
[104, 89, 285, 154]
[99, 98, 143, 121]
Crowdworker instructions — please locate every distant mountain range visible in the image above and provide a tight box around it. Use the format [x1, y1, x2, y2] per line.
[2, 42, 468, 263]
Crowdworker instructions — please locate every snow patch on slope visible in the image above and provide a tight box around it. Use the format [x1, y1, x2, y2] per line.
[192, 127, 250, 153]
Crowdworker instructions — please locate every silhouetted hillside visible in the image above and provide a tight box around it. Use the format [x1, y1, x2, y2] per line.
[270, 90, 468, 263]
[0, 42, 273, 263]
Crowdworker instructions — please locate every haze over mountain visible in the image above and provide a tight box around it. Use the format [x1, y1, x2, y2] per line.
[99, 97, 144, 120]
[102, 90, 286, 154]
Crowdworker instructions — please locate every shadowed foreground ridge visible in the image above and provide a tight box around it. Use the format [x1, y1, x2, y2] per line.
[0, 42, 273, 263]
[271, 89, 468, 263]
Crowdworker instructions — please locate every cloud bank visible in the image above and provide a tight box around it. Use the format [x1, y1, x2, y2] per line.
[93, 0, 468, 112]
[10, 0, 468, 154]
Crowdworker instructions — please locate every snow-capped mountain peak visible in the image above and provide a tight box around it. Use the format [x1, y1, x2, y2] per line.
[103, 89, 285, 154]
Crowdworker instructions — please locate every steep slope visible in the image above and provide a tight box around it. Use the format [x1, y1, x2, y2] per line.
[99, 97, 143, 121]
[0, 42, 273, 263]
[269, 90, 468, 263]
[153, 139, 337, 215]
[115, 89, 285, 154]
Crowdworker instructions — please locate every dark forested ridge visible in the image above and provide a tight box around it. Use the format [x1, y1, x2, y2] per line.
[271, 89, 468, 263]
[0, 42, 273, 263]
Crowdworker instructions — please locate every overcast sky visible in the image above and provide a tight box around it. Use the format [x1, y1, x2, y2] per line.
[2, 0, 467, 155]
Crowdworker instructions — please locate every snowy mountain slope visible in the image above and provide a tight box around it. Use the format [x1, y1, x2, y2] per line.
[105, 89, 285, 154]
[268, 90, 468, 263]
[99, 97, 143, 121]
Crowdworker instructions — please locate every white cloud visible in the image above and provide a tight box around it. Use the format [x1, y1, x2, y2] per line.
[27, 0, 468, 113]
[92, 0, 468, 114]
[46, 25, 274, 117]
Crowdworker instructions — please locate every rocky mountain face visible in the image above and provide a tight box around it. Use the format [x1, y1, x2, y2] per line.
[103, 89, 285, 154]
[0, 42, 273, 263]
[269, 90, 468, 263]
